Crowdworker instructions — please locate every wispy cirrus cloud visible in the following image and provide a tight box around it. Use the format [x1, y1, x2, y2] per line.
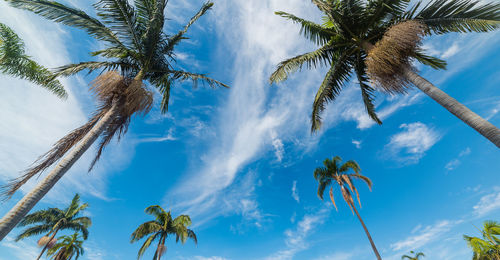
[265, 209, 329, 260]
[473, 189, 500, 217]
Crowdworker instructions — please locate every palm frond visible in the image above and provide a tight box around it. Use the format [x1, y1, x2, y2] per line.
[163, 2, 214, 55]
[275, 11, 333, 45]
[354, 54, 382, 124]
[351, 174, 373, 190]
[62, 223, 89, 240]
[17, 208, 63, 227]
[311, 51, 353, 132]
[5, 0, 122, 46]
[270, 45, 335, 83]
[169, 70, 229, 89]
[413, 48, 447, 70]
[53, 61, 138, 78]
[131, 221, 162, 242]
[339, 160, 361, 174]
[136, 233, 160, 259]
[15, 224, 53, 241]
[94, 0, 141, 49]
[409, 0, 500, 34]
[0, 23, 66, 98]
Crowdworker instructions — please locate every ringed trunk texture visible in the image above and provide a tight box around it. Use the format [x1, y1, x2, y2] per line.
[351, 203, 382, 260]
[0, 101, 119, 241]
[404, 68, 500, 148]
[37, 228, 59, 260]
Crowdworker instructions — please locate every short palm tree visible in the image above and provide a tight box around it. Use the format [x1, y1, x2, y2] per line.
[271, 0, 500, 148]
[464, 221, 500, 260]
[0, 22, 65, 97]
[0, 0, 227, 240]
[402, 251, 425, 259]
[47, 233, 85, 260]
[314, 156, 380, 259]
[15, 194, 90, 260]
[131, 205, 197, 260]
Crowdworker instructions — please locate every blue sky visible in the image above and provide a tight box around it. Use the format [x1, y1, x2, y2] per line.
[1, 0, 500, 259]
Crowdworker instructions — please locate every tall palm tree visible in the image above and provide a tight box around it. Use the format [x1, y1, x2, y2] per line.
[314, 156, 380, 260]
[15, 194, 91, 260]
[464, 221, 500, 260]
[402, 251, 425, 260]
[131, 205, 197, 260]
[47, 233, 85, 260]
[270, 0, 500, 148]
[0, 0, 227, 240]
[0, 22, 66, 97]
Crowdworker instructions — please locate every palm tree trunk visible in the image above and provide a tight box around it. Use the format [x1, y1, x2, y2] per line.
[351, 202, 382, 260]
[0, 101, 119, 241]
[403, 68, 500, 148]
[37, 228, 59, 260]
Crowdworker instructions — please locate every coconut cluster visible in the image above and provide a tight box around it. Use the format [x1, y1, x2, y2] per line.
[365, 20, 427, 93]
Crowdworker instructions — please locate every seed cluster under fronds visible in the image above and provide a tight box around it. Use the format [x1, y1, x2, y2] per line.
[0, 71, 153, 199]
[365, 20, 427, 93]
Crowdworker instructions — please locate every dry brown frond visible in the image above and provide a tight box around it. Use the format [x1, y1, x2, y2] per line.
[1, 71, 154, 199]
[37, 236, 57, 248]
[366, 20, 427, 93]
[157, 244, 166, 258]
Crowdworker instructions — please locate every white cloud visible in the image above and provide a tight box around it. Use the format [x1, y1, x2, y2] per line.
[445, 147, 471, 171]
[271, 131, 285, 162]
[352, 140, 362, 149]
[445, 159, 461, 171]
[384, 122, 440, 164]
[441, 43, 460, 59]
[390, 221, 454, 252]
[291, 181, 300, 203]
[136, 128, 177, 143]
[0, 235, 39, 260]
[473, 191, 500, 217]
[265, 209, 328, 260]
[313, 252, 355, 260]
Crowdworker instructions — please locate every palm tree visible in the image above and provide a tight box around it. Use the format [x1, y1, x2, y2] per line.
[314, 156, 380, 259]
[0, 0, 227, 240]
[0, 22, 66, 97]
[270, 0, 500, 148]
[464, 221, 500, 260]
[15, 194, 90, 260]
[47, 233, 85, 260]
[131, 205, 197, 260]
[402, 251, 425, 259]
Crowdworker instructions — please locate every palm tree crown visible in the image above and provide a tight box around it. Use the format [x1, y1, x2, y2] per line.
[131, 205, 197, 260]
[464, 220, 500, 259]
[0, 22, 66, 97]
[2, 0, 227, 197]
[47, 233, 85, 260]
[314, 156, 372, 211]
[16, 194, 91, 241]
[314, 156, 381, 259]
[270, 0, 500, 132]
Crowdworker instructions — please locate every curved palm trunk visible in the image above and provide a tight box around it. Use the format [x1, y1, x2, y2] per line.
[37, 228, 60, 260]
[403, 69, 500, 148]
[351, 203, 382, 260]
[0, 102, 119, 241]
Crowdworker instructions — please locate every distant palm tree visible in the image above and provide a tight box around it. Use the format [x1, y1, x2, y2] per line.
[270, 0, 500, 148]
[15, 194, 90, 260]
[131, 205, 197, 260]
[0, 0, 227, 240]
[314, 156, 380, 260]
[0, 22, 65, 97]
[47, 233, 85, 260]
[402, 251, 425, 259]
[464, 221, 500, 259]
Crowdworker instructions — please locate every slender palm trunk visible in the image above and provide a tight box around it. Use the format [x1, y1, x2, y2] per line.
[37, 228, 59, 260]
[403, 68, 500, 148]
[351, 202, 382, 260]
[156, 235, 166, 260]
[0, 102, 119, 241]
